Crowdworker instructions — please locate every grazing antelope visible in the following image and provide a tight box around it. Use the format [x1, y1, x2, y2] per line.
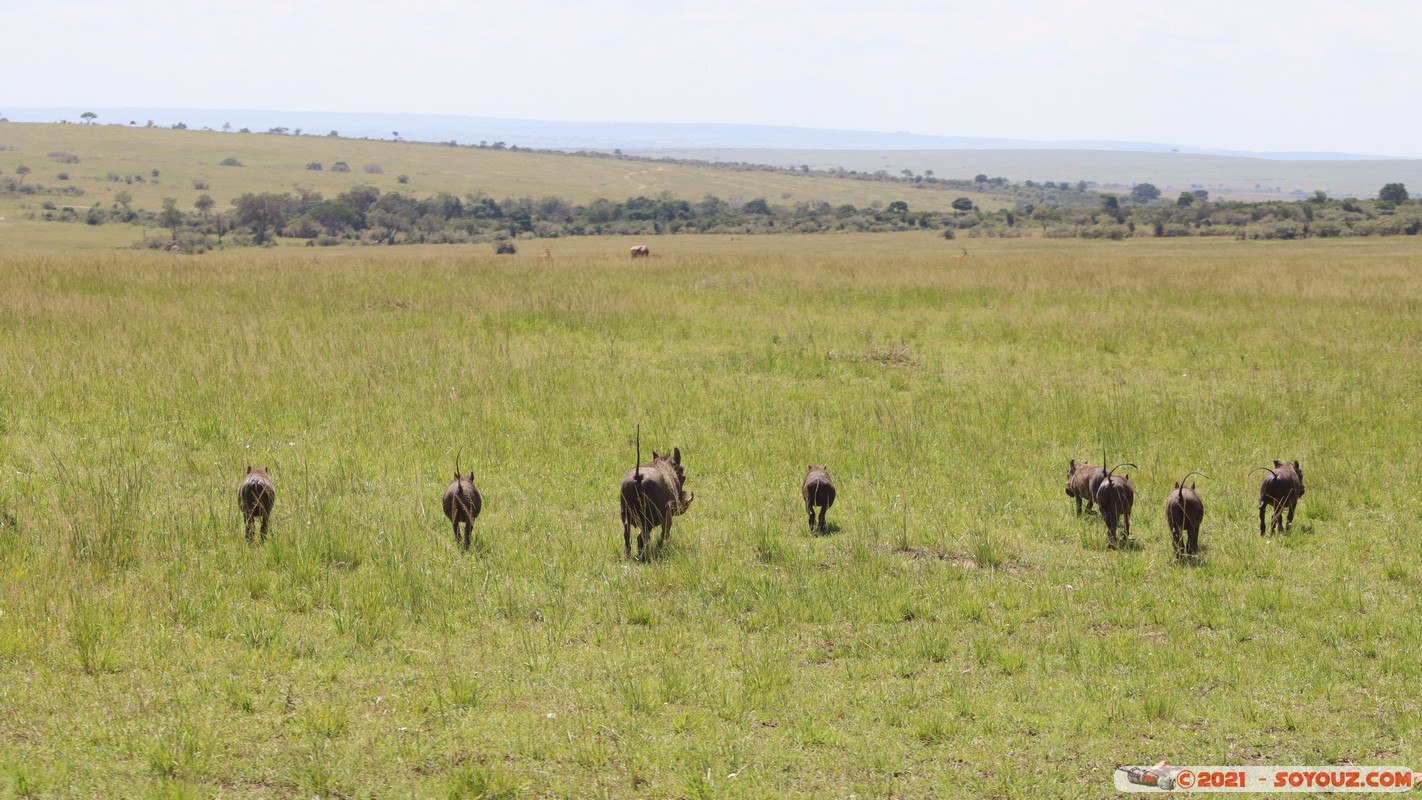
[802, 465, 836, 533]
[950, 247, 968, 259]
[620, 436, 694, 559]
[1253, 460, 1304, 535]
[1094, 463, 1136, 549]
[539, 248, 552, 260]
[1165, 472, 1206, 558]
[442, 459, 483, 552]
[238, 466, 275, 542]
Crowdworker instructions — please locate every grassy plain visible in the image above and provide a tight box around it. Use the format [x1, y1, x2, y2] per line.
[1, 234, 1421, 798]
[0, 123, 996, 225]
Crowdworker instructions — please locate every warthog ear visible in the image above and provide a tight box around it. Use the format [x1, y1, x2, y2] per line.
[1070, 459, 1077, 469]
[673, 447, 681, 464]
[1273, 460, 1284, 467]
[1293, 460, 1300, 471]
[1190, 482, 1196, 489]
[652, 450, 659, 460]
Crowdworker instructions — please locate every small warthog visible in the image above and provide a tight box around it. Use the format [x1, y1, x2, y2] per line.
[1254, 459, 1305, 535]
[620, 447, 694, 559]
[238, 465, 275, 542]
[1165, 472, 1206, 558]
[1094, 463, 1136, 549]
[1065, 459, 1108, 516]
[442, 465, 483, 552]
[802, 465, 836, 533]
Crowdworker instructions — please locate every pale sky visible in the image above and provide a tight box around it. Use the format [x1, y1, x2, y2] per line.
[4, 0, 1420, 157]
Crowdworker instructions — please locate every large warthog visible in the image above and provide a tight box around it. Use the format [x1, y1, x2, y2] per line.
[1094, 463, 1136, 549]
[802, 465, 836, 533]
[620, 447, 694, 559]
[1165, 471, 1206, 558]
[442, 461, 483, 552]
[238, 465, 275, 542]
[1254, 459, 1304, 535]
[1065, 459, 1108, 516]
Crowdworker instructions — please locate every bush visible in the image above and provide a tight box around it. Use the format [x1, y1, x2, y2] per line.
[494, 240, 517, 255]
[363, 163, 383, 174]
[306, 162, 323, 171]
[397, 175, 409, 184]
[331, 162, 350, 173]
[192, 180, 209, 190]
[220, 157, 242, 167]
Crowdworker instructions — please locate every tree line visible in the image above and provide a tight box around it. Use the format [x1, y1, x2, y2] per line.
[13, 176, 1419, 251]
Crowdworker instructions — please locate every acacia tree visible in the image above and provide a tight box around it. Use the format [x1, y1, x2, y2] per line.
[232, 192, 292, 244]
[1379, 183, 1409, 204]
[81, 111, 97, 124]
[15, 165, 29, 187]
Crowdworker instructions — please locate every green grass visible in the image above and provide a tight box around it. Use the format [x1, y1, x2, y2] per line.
[1, 234, 1421, 797]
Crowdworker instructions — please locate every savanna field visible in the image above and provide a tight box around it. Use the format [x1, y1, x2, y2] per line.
[1, 234, 1420, 798]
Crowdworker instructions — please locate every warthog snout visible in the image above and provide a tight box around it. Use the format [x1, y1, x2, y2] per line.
[442, 469, 483, 552]
[802, 465, 836, 533]
[620, 446, 693, 559]
[238, 465, 275, 543]
[1255, 459, 1304, 535]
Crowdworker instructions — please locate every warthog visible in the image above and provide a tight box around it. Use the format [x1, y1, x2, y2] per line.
[238, 465, 275, 542]
[802, 465, 836, 533]
[630, 244, 651, 257]
[1165, 471, 1206, 558]
[1094, 463, 1136, 549]
[620, 447, 694, 559]
[442, 465, 483, 552]
[1254, 459, 1304, 535]
[1066, 459, 1108, 516]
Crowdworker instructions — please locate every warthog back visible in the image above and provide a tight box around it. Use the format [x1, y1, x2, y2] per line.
[1258, 459, 1304, 535]
[238, 466, 275, 542]
[802, 465, 836, 533]
[442, 472, 482, 551]
[1094, 473, 1134, 548]
[1066, 459, 1107, 516]
[620, 448, 693, 558]
[1165, 482, 1204, 557]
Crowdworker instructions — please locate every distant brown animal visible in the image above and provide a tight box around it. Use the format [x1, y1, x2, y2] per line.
[1165, 471, 1206, 558]
[630, 244, 651, 258]
[950, 248, 968, 260]
[442, 463, 483, 552]
[238, 466, 275, 542]
[1065, 459, 1107, 516]
[802, 465, 836, 533]
[1094, 463, 1136, 549]
[539, 248, 552, 260]
[1254, 460, 1304, 535]
[620, 446, 694, 559]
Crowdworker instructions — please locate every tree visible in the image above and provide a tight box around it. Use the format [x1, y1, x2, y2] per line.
[951, 197, 974, 212]
[1101, 194, 1119, 211]
[1177, 192, 1194, 207]
[14, 165, 29, 187]
[194, 194, 215, 220]
[232, 192, 292, 244]
[1379, 183, 1409, 204]
[80, 111, 97, 124]
[742, 198, 772, 215]
[160, 198, 182, 240]
[974, 174, 988, 184]
[1130, 183, 1161, 203]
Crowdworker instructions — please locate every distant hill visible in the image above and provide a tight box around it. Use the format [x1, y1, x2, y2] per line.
[3, 107, 1404, 161]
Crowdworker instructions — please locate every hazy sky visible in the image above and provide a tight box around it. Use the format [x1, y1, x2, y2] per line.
[5, 0, 1420, 156]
